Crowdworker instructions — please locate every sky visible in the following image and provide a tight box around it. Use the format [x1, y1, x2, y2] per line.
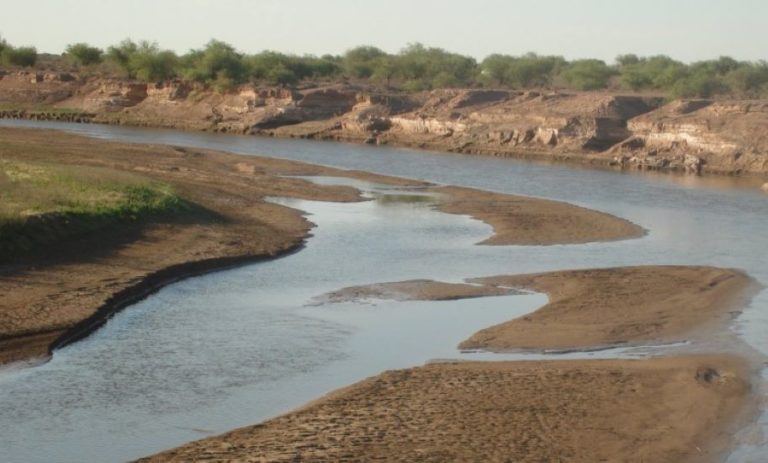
[1, 0, 766, 63]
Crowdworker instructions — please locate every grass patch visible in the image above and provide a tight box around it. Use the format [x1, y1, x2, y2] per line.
[0, 159, 188, 260]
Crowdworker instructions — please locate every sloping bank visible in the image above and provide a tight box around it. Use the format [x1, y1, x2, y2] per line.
[0, 127, 643, 364]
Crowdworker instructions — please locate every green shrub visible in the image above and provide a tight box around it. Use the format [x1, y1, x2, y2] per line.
[1, 45, 37, 67]
[181, 39, 247, 85]
[65, 43, 103, 66]
[106, 39, 177, 81]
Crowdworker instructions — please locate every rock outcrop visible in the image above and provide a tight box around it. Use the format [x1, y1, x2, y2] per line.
[612, 100, 768, 174]
[2, 69, 768, 176]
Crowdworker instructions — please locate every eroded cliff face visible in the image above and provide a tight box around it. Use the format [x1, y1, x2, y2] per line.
[1, 69, 767, 176]
[358, 90, 664, 156]
[613, 100, 768, 174]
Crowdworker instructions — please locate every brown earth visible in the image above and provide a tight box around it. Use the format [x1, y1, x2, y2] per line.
[0, 127, 641, 363]
[3, 71, 768, 176]
[139, 355, 754, 463]
[461, 266, 757, 351]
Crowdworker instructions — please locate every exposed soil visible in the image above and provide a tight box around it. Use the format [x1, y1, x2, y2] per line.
[139, 355, 754, 463]
[0, 127, 641, 363]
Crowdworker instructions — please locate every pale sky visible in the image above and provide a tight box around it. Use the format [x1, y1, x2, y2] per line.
[1, 0, 766, 63]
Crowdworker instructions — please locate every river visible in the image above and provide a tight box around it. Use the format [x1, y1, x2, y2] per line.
[0, 120, 766, 462]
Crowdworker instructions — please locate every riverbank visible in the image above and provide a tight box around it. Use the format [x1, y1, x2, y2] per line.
[139, 355, 755, 463]
[2, 72, 768, 177]
[0, 127, 643, 363]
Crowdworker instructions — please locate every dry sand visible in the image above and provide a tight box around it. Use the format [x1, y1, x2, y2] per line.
[0, 127, 642, 363]
[462, 266, 757, 351]
[139, 355, 753, 463]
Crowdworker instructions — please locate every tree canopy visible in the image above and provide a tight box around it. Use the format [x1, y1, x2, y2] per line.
[2, 37, 766, 98]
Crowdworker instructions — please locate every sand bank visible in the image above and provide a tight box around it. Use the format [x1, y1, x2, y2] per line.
[462, 266, 756, 351]
[139, 355, 753, 463]
[313, 266, 756, 352]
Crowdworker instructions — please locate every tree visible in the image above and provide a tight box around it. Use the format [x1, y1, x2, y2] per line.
[129, 42, 177, 81]
[670, 73, 727, 98]
[105, 40, 177, 81]
[560, 59, 615, 90]
[266, 65, 297, 86]
[1, 44, 37, 67]
[725, 62, 768, 96]
[480, 54, 512, 85]
[480, 53, 562, 87]
[65, 43, 103, 66]
[181, 40, 247, 85]
[343, 46, 388, 79]
[615, 54, 641, 68]
[396, 43, 477, 89]
[106, 39, 139, 76]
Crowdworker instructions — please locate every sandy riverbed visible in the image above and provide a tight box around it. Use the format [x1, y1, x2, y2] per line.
[0, 127, 642, 363]
[139, 355, 754, 463]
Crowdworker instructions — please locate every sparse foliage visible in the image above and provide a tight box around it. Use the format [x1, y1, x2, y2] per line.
[3, 36, 767, 97]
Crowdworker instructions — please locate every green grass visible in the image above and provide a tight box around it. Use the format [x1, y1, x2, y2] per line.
[0, 159, 188, 259]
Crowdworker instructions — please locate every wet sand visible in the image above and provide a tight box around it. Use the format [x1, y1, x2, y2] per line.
[139, 355, 753, 463]
[311, 279, 518, 305]
[0, 127, 642, 363]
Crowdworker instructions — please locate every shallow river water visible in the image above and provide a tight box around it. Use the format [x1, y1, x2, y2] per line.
[1, 120, 767, 462]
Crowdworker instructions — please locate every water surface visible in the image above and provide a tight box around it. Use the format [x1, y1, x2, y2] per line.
[1, 120, 766, 462]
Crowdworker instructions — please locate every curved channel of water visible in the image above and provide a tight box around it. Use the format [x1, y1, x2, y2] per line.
[1, 120, 767, 462]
